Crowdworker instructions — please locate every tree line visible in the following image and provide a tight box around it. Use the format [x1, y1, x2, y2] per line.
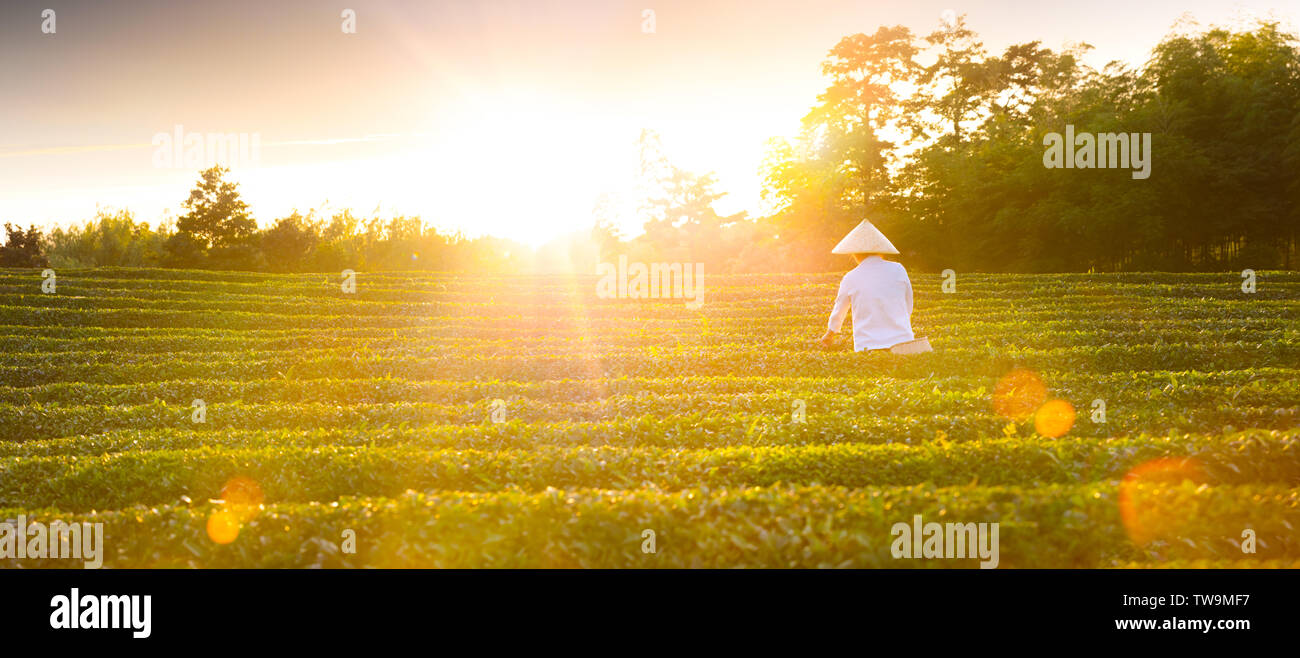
[2, 166, 532, 273]
[760, 17, 1300, 272]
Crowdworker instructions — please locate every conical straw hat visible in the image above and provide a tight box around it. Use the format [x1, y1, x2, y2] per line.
[831, 220, 900, 255]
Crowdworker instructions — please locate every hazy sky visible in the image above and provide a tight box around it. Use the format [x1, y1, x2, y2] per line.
[1, 0, 1296, 244]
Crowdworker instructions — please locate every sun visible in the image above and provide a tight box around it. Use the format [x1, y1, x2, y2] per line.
[239, 85, 791, 248]
[397, 90, 638, 246]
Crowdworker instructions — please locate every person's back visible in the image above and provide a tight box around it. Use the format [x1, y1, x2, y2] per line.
[818, 219, 917, 352]
[825, 255, 914, 351]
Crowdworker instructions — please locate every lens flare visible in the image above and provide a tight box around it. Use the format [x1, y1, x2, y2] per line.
[993, 369, 1047, 420]
[207, 509, 241, 544]
[1034, 399, 1076, 438]
[206, 476, 264, 544]
[1118, 457, 1206, 545]
[221, 476, 264, 522]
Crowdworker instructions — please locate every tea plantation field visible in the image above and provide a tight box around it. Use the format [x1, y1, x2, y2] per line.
[0, 268, 1297, 567]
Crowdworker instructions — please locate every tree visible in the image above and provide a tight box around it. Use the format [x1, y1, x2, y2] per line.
[161, 231, 208, 269]
[0, 224, 49, 268]
[261, 211, 320, 272]
[176, 166, 256, 250]
[630, 130, 745, 265]
[907, 15, 988, 146]
[761, 25, 919, 271]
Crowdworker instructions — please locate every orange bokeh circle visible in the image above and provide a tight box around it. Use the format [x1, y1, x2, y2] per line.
[1035, 399, 1076, 438]
[206, 509, 241, 544]
[1118, 457, 1206, 545]
[221, 476, 264, 522]
[993, 369, 1047, 419]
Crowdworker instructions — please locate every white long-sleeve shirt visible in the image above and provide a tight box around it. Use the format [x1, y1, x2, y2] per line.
[827, 256, 915, 351]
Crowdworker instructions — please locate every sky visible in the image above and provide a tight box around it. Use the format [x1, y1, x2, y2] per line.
[1, 0, 1297, 245]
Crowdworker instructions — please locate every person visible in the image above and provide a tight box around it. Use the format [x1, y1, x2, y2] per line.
[818, 220, 916, 352]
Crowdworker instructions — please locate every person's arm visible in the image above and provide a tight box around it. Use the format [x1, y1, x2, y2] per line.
[903, 270, 913, 317]
[820, 277, 851, 346]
